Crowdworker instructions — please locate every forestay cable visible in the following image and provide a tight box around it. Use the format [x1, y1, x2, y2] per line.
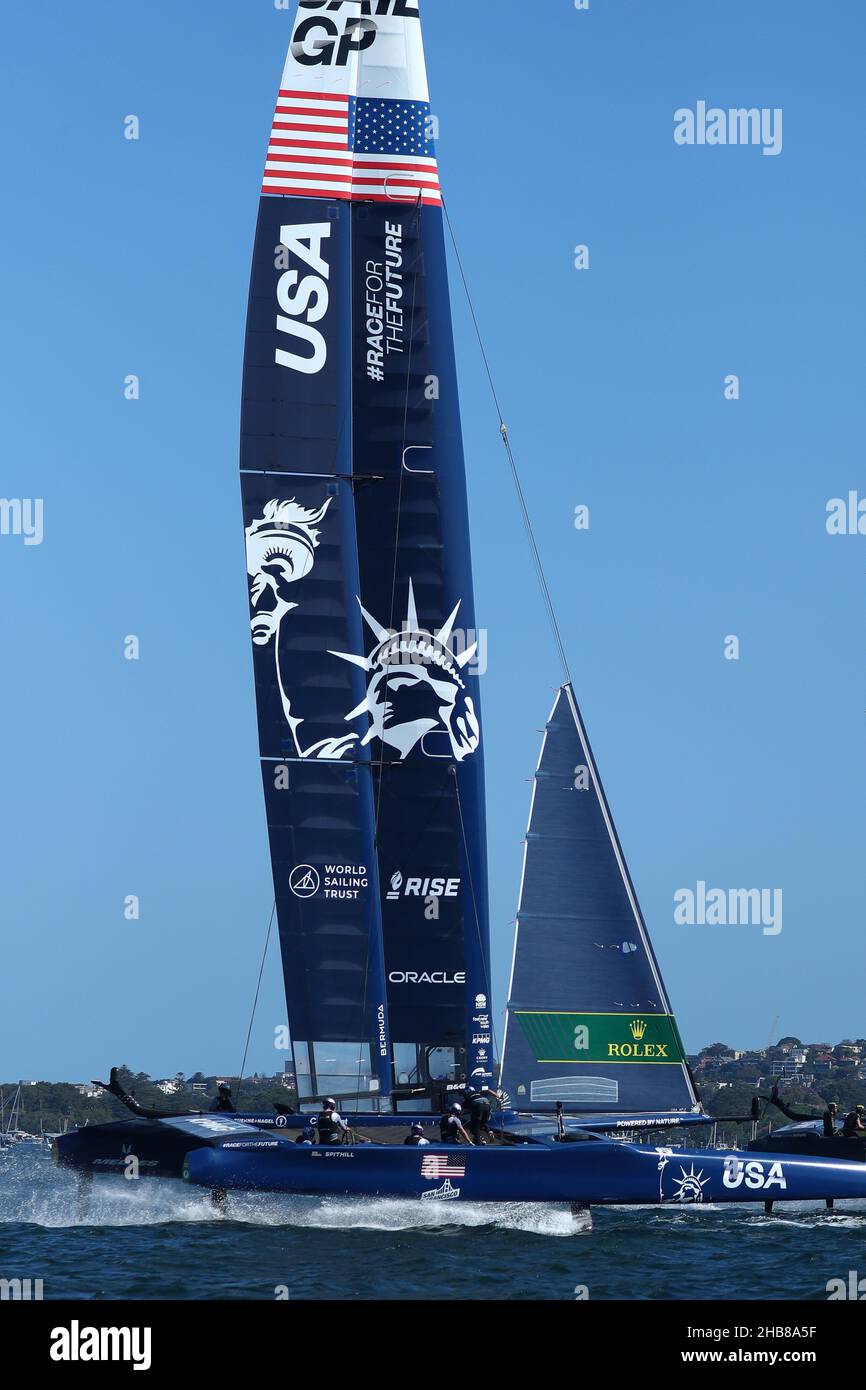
[235, 900, 276, 1112]
[441, 197, 572, 689]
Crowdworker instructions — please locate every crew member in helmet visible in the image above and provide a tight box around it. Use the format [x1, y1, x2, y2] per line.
[842, 1104, 866, 1139]
[316, 1099, 350, 1146]
[823, 1102, 839, 1138]
[209, 1084, 236, 1114]
[440, 1103, 473, 1145]
[295, 1125, 316, 1146]
[463, 1087, 493, 1145]
[403, 1123, 429, 1147]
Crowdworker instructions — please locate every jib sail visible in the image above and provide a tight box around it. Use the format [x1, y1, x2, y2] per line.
[240, 0, 491, 1104]
[500, 685, 697, 1114]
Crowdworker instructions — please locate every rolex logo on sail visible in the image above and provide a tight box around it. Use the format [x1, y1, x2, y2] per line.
[609, 1017, 662, 1058]
[608, 1018, 662, 1058]
[514, 1011, 687, 1066]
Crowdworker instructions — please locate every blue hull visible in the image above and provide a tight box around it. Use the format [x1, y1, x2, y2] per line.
[183, 1137, 866, 1206]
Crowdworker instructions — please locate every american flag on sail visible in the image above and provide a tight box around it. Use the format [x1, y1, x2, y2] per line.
[420, 1155, 466, 1179]
[263, 92, 442, 206]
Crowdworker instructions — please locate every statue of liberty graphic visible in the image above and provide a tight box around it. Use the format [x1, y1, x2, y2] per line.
[331, 580, 480, 762]
[245, 497, 358, 760]
[246, 498, 481, 763]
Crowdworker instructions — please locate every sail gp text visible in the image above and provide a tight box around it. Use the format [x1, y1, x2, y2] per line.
[366, 223, 406, 382]
[294, 2, 420, 69]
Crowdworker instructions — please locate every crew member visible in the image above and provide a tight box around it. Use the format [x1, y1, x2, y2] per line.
[440, 1103, 472, 1145]
[841, 1104, 866, 1139]
[463, 1087, 493, 1145]
[316, 1098, 350, 1146]
[403, 1123, 429, 1147]
[209, 1084, 236, 1114]
[295, 1125, 316, 1146]
[823, 1102, 839, 1138]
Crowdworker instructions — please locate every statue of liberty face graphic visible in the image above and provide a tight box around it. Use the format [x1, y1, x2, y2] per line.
[245, 497, 331, 647]
[332, 580, 481, 763]
[245, 496, 357, 760]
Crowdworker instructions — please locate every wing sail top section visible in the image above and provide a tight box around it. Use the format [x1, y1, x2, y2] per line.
[263, 1, 441, 206]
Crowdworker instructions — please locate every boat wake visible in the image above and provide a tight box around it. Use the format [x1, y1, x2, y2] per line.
[0, 1153, 588, 1236]
[221, 1193, 591, 1238]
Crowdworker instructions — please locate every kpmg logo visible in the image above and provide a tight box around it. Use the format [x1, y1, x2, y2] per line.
[289, 865, 320, 899]
[275, 224, 332, 375]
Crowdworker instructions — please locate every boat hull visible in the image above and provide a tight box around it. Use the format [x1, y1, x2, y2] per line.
[182, 1137, 866, 1206]
[52, 1112, 444, 1178]
[52, 1114, 297, 1179]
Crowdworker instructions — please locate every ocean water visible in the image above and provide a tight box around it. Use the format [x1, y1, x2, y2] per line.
[0, 1146, 861, 1301]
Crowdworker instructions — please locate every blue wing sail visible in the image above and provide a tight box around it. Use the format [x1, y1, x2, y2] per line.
[239, 2, 491, 1103]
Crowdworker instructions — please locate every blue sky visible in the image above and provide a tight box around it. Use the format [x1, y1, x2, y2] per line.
[1, 0, 863, 1082]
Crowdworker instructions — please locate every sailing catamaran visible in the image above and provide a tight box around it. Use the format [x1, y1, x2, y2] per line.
[55, 0, 866, 1212]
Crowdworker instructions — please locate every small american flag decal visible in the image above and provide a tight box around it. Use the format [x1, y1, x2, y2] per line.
[421, 1155, 466, 1179]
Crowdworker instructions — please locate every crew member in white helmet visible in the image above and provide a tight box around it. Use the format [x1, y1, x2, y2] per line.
[439, 1103, 473, 1145]
[316, 1098, 350, 1146]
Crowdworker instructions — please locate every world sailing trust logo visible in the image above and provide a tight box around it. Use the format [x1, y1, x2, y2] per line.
[289, 864, 367, 901]
[246, 496, 482, 763]
[673, 882, 783, 937]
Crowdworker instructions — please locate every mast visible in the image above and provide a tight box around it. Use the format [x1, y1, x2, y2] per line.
[241, 1, 491, 1107]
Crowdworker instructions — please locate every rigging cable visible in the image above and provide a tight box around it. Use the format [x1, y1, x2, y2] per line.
[234, 900, 277, 1113]
[441, 196, 572, 690]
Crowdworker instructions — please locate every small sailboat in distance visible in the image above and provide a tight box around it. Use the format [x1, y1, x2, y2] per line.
[57, 0, 866, 1214]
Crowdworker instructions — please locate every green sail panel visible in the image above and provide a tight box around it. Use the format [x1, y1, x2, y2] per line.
[513, 1012, 687, 1066]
